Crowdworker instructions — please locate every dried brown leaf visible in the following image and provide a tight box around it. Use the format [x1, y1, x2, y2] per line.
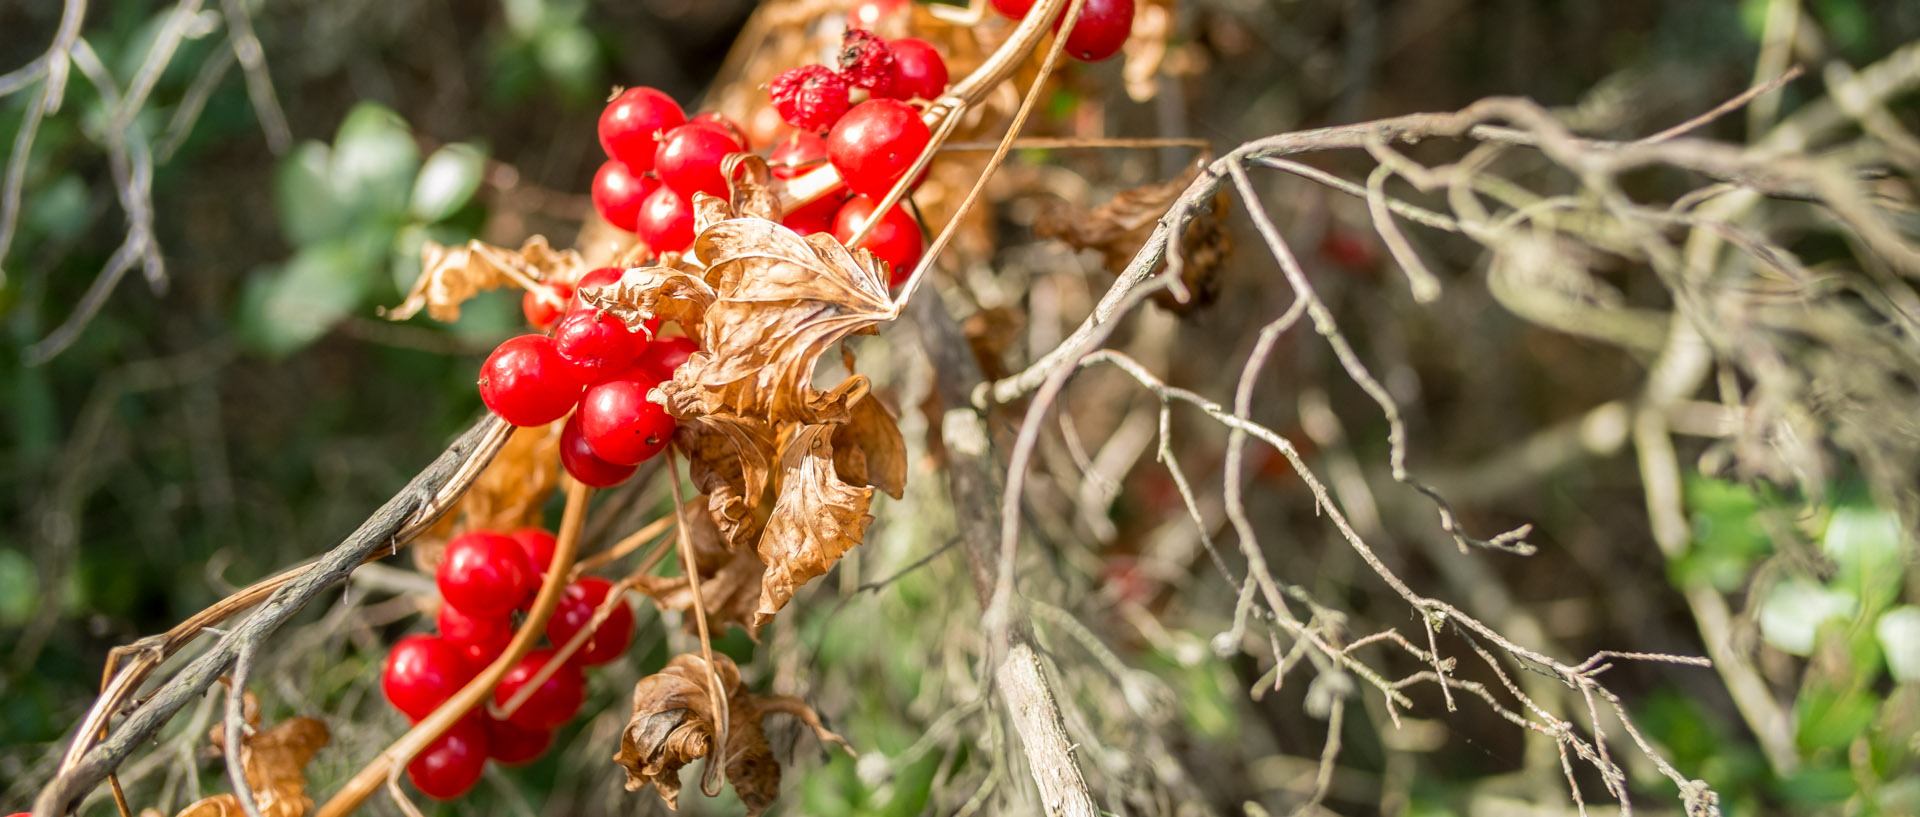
[1033, 167, 1230, 314]
[635, 545, 768, 638]
[182, 695, 329, 817]
[832, 391, 907, 500]
[756, 424, 874, 627]
[675, 414, 777, 550]
[386, 236, 584, 322]
[578, 265, 717, 339]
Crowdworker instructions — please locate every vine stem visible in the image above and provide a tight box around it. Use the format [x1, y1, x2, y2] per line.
[665, 449, 732, 797]
[312, 478, 592, 817]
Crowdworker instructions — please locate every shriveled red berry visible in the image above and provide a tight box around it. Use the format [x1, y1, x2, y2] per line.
[769, 66, 852, 135]
[884, 38, 949, 100]
[493, 649, 586, 731]
[692, 111, 751, 150]
[560, 414, 636, 488]
[636, 336, 700, 378]
[406, 716, 488, 800]
[521, 281, 574, 330]
[436, 603, 512, 665]
[546, 576, 635, 666]
[782, 192, 846, 236]
[827, 99, 930, 199]
[833, 194, 924, 285]
[478, 335, 584, 427]
[383, 635, 478, 722]
[850, 0, 906, 27]
[438, 531, 537, 618]
[1053, 0, 1133, 62]
[654, 123, 743, 199]
[634, 183, 695, 254]
[578, 376, 676, 466]
[591, 161, 654, 232]
[553, 308, 646, 383]
[599, 87, 685, 171]
[769, 131, 829, 179]
[485, 717, 552, 766]
[838, 28, 900, 97]
[510, 527, 558, 575]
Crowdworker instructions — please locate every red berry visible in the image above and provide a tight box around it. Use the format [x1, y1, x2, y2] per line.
[769, 131, 829, 180]
[692, 111, 751, 150]
[521, 281, 574, 330]
[1053, 0, 1133, 62]
[569, 267, 623, 310]
[494, 649, 586, 731]
[598, 87, 685, 172]
[510, 527, 558, 575]
[406, 716, 488, 800]
[634, 183, 696, 254]
[485, 717, 552, 766]
[838, 28, 900, 97]
[478, 335, 584, 427]
[827, 99, 930, 199]
[782, 192, 845, 236]
[884, 38, 949, 100]
[637, 336, 700, 378]
[591, 161, 655, 232]
[546, 576, 635, 666]
[654, 123, 742, 199]
[769, 66, 853, 135]
[833, 194, 924, 285]
[553, 308, 646, 384]
[850, 0, 906, 27]
[436, 603, 513, 665]
[560, 414, 637, 488]
[578, 375, 676, 466]
[438, 531, 537, 618]
[383, 635, 478, 722]
[989, 0, 1034, 18]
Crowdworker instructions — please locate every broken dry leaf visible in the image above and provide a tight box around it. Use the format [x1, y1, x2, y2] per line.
[1034, 166, 1230, 314]
[675, 414, 777, 550]
[832, 391, 907, 500]
[386, 236, 584, 322]
[579, 265, 717, 340]
[756, 424, 874, 628]
[635, 545, 768, 638]
[181, 694, 329, 817]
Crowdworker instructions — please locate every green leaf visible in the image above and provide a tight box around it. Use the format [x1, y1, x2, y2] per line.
[274, 141, 352, 247]
[1759, 576, 1856, 656]
[329, 103, 420, 218]
[1823, 506, 1904, 612]
[1795, 684, 1878, 753]
[1879, 607, 1920, 684]
[238, 235, 383, 356]
[409, 143, 487, 222]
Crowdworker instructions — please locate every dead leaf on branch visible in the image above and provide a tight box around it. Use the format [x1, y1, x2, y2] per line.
[385, 236, 585, 322]
[756, 424, 874, 628]
[832, 390, 907, 500]
[179, 693, 329, 817]
[676, 414, 777, 550]
[1034, 165, 1232, 314]
[614, 653, 849, 817]
[579, 265, 717, 340]
[635, 545, 768, 638]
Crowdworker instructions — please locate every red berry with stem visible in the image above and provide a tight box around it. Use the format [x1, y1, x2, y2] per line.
[382, 635, 478, 722]
[591, 160, 655, 232]
[436, 603, 512, 665]
[828, 99, 931, 199]
[494, 649, 586, 731]
[1052, 0, 1134, 62]
[833, 194, 924, 286]
[406, 715, 489, 800]
[769, 131, 829, 179]
[637, 336, 700, 379]
[654, 123, 743, 199]
[485, 717, 552, 766]
[553, 308, 646, 384]
[598, 87, 685, 172]
[838, 28, 900, 97]
[521, 281, 574, 330]
[560, 414, 636, 487]
[769, 66, 852, 135]
[478, 335, 584, 427]
[782, 192, 845, 236]
[884, 38, 949, 100]
[692, 111, 751, 150]
[546, 576, 635, 666]
[634, 183, 695, 254]
[578, 375, 676, 466]
[510, 527, 558, 575]
[438, 531, 537, 618]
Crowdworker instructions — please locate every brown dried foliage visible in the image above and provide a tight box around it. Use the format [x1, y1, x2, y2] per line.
[172, 694, 329, 817]
[385, 236, 585, 322]
[1035, 165, 1231, 313]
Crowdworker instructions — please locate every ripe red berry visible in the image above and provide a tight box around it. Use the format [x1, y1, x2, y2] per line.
[827, 99, 930, 199]
[406, 716, 489, 800]
[569, 267, 623, 310]
[521, 281, 574, 330]
[438, 531, 537, 618]
[591, 161, 655, 232]
[578, 376, 676, 466]
[546, 576, 635, 666]
[510, 527, 558, 575]
[833, 194, 924, 285]
[783, 193, 844, 236]
[383, 635, 478, 722]
[1053, 0, 1134, 62]
[634, 183, 696, 254]
[769, 131, 829, 180]
[637, 336, 699, 379]
[884, 38, 949, 100]
[560, 414, 636, 487]
[692, 111, 751, 150]
[436, 603, 512, 665]
[598, 87, 685, 172]
[849, 0, 906, 27]
[769, 66, 852, 135]
[494, 649, 586, 731]
[553, 308, 646, 384]
[838, 28, 900, 97]
[478, 335, 585, 427]
[988, 0, 1034, 18]
[485, 717, 552, 766]
[654, 123, 743, 199]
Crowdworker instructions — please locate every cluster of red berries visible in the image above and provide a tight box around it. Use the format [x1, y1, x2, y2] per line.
[592, 88, 750, 255]
[990, 0, 1135, 62]
[484, 266, 696, 487]
[382, 527, 638, 800]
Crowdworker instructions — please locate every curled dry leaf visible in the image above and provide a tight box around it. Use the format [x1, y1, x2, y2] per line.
[614, 653, 849, 817]
[756, 424, 874, 627]
[1034, 164, 1231, 313]
[832, 391, 907, 500]
[675, 414, 776, 550]
[635, 546, 768, 638]
[180, 694, 330, 817]
[579, 266, 717, 339]
[386, 236, 585, 322]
